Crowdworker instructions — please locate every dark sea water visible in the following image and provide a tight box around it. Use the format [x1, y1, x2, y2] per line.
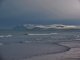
[0, 30, 80, 60]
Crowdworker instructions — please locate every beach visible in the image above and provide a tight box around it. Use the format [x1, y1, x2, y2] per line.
[23, 40, 80, 60]
[1, 0, 80, 60]
[0, 31, 80, 60]
[0, 43, 70, 60]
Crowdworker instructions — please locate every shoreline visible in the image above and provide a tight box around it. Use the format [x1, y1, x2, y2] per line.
[15, 42, 71, 60]
[24, 43, 71, 59]
[22, 40, 80, 60]
[0, 42, 70, 60]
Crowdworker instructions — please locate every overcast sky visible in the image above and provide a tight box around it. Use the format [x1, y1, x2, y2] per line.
[0, 0, 80, 29]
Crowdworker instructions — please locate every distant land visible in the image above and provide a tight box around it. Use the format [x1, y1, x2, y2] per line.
[13, 24, 80, 31]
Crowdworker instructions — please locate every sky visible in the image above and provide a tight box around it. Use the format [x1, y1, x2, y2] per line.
[0, 0, 80, 29]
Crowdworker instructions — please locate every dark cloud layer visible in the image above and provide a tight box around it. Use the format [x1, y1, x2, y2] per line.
[0, 0, 2, 4]
[0, 0, 2, 2]
[0, 0, 80, 29]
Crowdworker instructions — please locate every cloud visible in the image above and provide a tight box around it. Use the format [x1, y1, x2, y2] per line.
[0, 0, 2, 2]
[39, 0, 80, 19]
[79, 0, 80, 2]
[0, 0, 2, 5]
[0, 0, 80, 28]
[0, 0, 80, 19]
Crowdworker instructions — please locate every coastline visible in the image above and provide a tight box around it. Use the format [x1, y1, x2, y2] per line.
[22, 40, 80, 60]
[1, 31, 80, 60]
[0, 42, 70, 60]
[15, 43, 70, 60]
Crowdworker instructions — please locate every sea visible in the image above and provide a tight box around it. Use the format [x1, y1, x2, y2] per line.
[0, 30, 80, 60]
